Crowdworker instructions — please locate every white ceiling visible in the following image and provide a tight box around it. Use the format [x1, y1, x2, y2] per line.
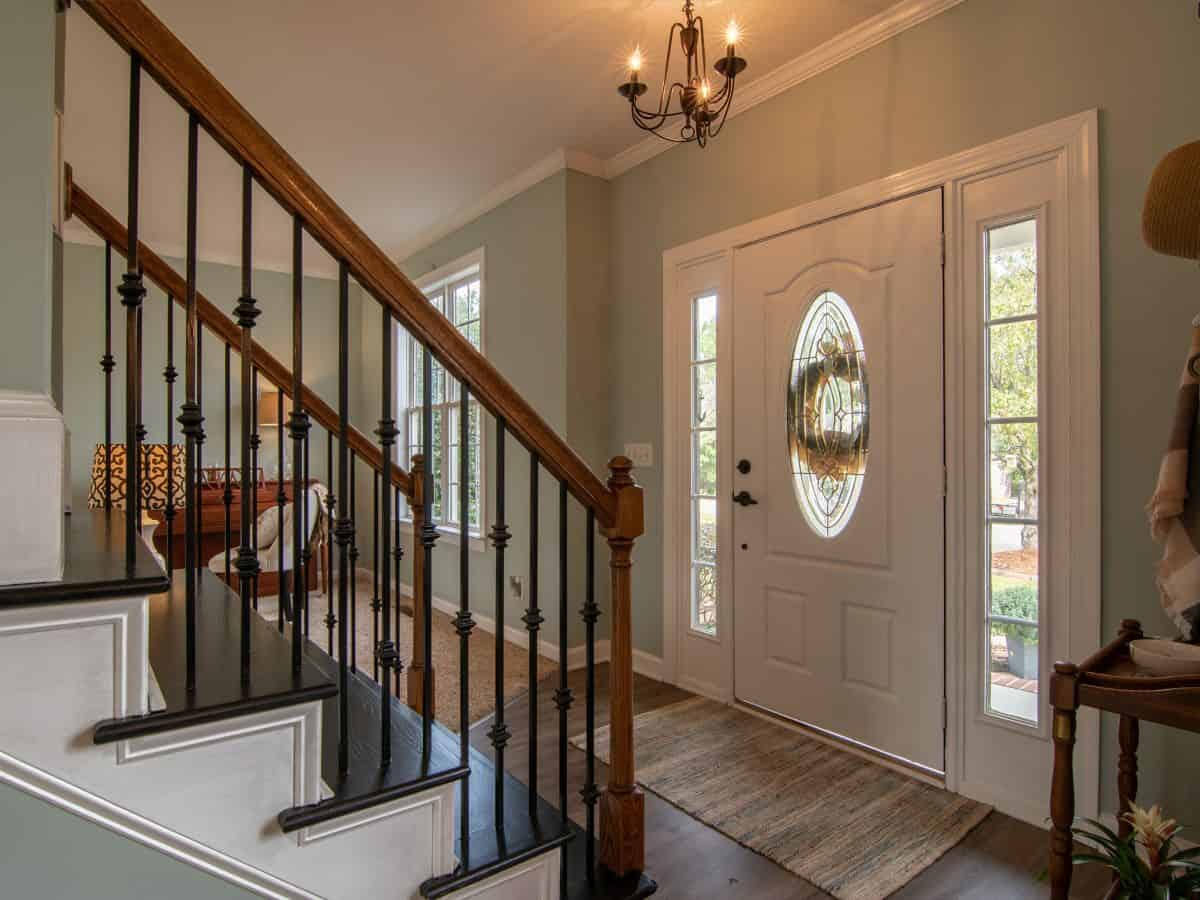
[64, 0, 900, 274]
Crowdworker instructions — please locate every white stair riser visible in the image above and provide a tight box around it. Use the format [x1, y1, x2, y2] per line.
[0, 391, 65, 586]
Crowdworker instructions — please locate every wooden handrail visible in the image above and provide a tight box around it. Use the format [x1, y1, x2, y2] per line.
[76, 0, 617, 527]
[67, 173, 412, 498]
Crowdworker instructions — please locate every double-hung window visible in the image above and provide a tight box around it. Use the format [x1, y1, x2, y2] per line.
[397, 249, 484, 540]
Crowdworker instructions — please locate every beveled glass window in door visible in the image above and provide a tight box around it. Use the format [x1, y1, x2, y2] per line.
[983, 219, 1041, 726]
[690, 293, 718, 636]
[788, 291, 869, 539]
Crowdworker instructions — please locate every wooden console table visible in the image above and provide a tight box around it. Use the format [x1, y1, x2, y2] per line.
[1048, 618, 1200, 898]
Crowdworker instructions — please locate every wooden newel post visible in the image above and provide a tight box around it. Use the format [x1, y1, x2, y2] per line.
[1048, 661, 1079, 900]
[407, 453, 435, 716]
[599, 455, 646, 876]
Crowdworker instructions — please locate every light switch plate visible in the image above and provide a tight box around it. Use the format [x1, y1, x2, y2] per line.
[624, 443, 653, 469]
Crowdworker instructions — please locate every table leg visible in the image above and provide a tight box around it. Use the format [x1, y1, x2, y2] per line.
[1117, 715, 1139, 840]
[1049, 706, 1077, 900]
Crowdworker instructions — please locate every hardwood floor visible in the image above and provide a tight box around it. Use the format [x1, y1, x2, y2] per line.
[470, 665, 1112, 899]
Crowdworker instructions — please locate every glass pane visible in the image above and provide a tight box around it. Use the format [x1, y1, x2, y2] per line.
[467, 399, 482, 529]
[789, 291, 869, 538]
[693, 430, 717, 496]
[428, 288, 445, 315]
[431, 407, 444, 520]
[991, 522, 1039, 601]
[988, 319, 1038, 418]
[694, 294, 717, 361]
[456, 280, 480, 324]
[988, 422, 1038, 518]
[987, 620, 1039, 723]
[693, 362, 716, 428]
[692, 564, 717, 636]
[987, 220, 1037, 319]
[694, 497, 717, 564]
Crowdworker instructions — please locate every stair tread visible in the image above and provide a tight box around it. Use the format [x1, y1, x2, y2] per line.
[277, 652, 468, 831]
[422, 747, 657, 899]
[0, 510, 169, 607]
[94, 568, 337, 743]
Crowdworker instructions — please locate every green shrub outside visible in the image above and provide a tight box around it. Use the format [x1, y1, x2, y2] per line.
[991, 583, 1038, 642]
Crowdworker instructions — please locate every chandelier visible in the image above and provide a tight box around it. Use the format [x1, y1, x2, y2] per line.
[617, 1, 748, 148]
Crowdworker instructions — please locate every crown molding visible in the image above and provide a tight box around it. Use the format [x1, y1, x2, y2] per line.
[393, 147, 606, 262]
[603, 0, 968, 179]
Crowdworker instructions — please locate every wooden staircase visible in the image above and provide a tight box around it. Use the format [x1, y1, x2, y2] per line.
[0, 0, 657, 896]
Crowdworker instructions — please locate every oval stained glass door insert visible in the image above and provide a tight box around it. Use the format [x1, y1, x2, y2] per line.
[788, 291, 870, 538]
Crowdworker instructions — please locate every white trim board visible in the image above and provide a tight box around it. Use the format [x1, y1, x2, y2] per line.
[659, 109, 1101, 827]
[395, 581, 663, 682]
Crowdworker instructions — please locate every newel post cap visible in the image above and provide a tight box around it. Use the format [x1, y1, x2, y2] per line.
[605, 456, 644, 541]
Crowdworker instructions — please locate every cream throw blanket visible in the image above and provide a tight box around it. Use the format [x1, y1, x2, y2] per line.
[1148, 325, 1200, 641]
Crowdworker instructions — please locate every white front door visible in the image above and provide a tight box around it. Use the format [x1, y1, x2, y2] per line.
[732, 189, 946, 772]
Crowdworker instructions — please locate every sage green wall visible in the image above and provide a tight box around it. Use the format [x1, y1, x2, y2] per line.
[606, 0, 1200, 816]
[62, 241, 362, 517]
[0, 783, 253, 899]
[0, 1, 57, 397]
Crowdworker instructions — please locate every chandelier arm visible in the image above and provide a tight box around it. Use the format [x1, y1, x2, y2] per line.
[708, 76, 737, 138]
[634, 81, 689, 125]
[630, 102, 692, 143]
[653, 22, 683, 115]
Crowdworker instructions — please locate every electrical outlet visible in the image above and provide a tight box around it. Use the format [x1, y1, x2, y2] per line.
[624, 442, 653, 469]
[509, 575, 524, 602]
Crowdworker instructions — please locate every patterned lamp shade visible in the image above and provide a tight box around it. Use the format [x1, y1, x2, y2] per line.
[87, 443, 186, 511]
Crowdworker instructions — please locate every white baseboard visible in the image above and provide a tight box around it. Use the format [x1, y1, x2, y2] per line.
[397, 582, 663, 681]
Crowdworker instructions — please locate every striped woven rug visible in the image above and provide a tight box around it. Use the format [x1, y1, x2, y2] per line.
[573, 697, 990, 900]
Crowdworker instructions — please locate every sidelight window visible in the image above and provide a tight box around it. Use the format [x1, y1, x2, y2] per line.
[691, 293, 718, 636]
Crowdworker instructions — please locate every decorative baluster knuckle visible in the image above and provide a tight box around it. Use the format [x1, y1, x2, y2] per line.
[554, 686, 574, 713]
[286, 409, 311, 441]
[162, 362, 177, 384]
[521, 608, 545, 632]
[452, 609, 476, 638]
[117, 270, 146, 309]
[234, 294, 260, 329]
[375, 639, 401, 673]
[488, 522, 511, 549]
[235, 545, 260, 580]
[487, 721, 512, 753]
[100, 353, 116, 374]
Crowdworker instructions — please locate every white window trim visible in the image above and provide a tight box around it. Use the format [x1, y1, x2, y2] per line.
[396, 246, 487, 554]
[661, 110, 1099, 827]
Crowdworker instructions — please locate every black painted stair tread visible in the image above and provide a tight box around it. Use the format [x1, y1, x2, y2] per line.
[0, 510, 169, 607]
[276, 653, 468, 832]
[93, 568, 336, 743]
[421, 747, 656, 900]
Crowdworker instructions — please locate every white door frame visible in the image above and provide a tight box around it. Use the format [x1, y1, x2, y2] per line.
[661, 109, 1100, 817]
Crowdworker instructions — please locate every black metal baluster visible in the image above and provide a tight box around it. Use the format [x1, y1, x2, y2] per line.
[195, 325, 204, 559]
[101, 242, 115, 510]
[456, 385, 474, 857]
[302, 416, 312, 639]
[325, 429, 337, 654]
[582, 508, 599, 880]
[223, 344, 232, 586]
[251, 368, 261, 611]
[289, 215, 309, 673]
[349, 455, 358, 669]
[136, 300, 146, 529]
[394, 488, 403, 698]
[525, 453, 542, 819]
[488, 418, 511, 818]
[335, 263, 353, 776]
[372, 469, 380, 682]
[234, 164, 260, 678]
[118, 55, 146, 567]
[421, 344, 438, 758]
[376, 309, 399, 763]
[557, 481, 573, 897]
[178, 111, 202, 693]
[277, 387, 286, 634]
[163, 296, 178, 573]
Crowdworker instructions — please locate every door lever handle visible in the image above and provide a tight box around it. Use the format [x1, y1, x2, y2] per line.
[732, 490, 759, 507]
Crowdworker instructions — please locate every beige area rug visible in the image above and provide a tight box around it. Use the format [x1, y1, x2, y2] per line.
[573, 697, 990, 900]
[258, 572, 556, 733]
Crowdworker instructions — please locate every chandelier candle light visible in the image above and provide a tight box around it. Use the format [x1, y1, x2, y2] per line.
[618, 1, 748, 147]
